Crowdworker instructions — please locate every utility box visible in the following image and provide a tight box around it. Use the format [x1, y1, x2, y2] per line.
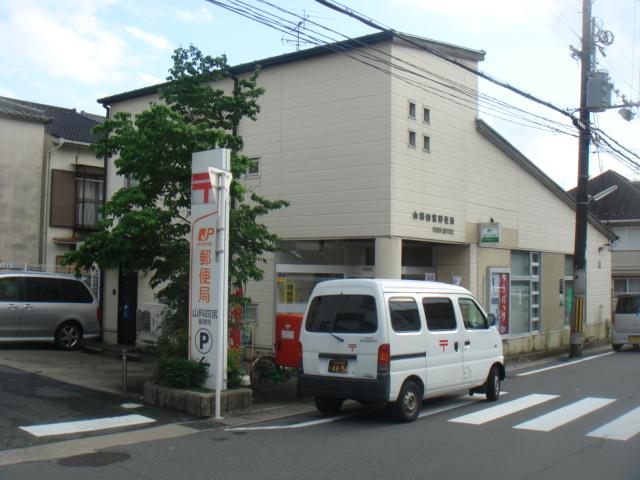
[586, 71, 613, 112]
[275, 313, 303, 368]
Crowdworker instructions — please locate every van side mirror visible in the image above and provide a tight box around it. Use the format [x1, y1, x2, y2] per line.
[487, 313, 496, 327]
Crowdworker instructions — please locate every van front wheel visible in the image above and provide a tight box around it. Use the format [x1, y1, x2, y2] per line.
[393, 381, 422, 422]
[485, 366, 501, 401]
[314, 397, 343, 416]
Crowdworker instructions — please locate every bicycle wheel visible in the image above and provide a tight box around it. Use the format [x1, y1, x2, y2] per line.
[249, 354, 277, 394]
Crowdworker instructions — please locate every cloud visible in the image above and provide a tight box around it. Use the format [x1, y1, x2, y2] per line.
[176, 7, 215, 23]
[125, 26, 173, 51]
[0, 0, 129, 85]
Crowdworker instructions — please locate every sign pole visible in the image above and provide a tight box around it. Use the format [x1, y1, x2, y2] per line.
[189, 149, 231, 420]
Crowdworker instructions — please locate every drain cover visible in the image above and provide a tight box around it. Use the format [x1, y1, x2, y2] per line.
[57, 452, 131, 467]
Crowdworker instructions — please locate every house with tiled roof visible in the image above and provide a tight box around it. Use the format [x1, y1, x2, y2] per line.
[0, 96, 104, 274]
[570, 170, 640, 294]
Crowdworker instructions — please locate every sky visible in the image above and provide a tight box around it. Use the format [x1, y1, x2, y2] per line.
[1, 0, 638, 189]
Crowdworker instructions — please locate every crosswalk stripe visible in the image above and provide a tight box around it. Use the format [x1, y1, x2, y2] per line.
[449, 394, 558, 425]
[514, 397, 615, 432]
[20, 414, 156, 437]
[587, 406, 640, 441]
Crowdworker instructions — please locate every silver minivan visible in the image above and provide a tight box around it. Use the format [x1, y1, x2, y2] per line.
[0, 272, 101, 350]
[612, 294, 640, 351]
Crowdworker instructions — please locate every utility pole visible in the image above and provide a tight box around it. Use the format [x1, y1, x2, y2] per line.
[570, 0, 595, 358]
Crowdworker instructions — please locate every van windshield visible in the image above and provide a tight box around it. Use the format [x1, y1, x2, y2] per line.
[305, 295, 377, 333]
[615, 296, 640, 314]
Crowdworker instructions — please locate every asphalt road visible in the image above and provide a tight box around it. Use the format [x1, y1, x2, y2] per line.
[1, 348, 639, 479]
[0, 363, 194, 451]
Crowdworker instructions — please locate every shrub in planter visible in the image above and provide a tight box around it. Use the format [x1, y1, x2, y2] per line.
[227, 349, 244, 389]
[156, 356, 207, 389]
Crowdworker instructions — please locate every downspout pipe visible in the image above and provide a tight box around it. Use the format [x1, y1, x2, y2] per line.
[42, 137, 66, 268]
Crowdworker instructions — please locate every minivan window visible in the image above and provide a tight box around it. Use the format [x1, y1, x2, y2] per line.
[25, 277, 60, 302]
[616, 296, 640, 314]
[59, 279, 93, 303]
[0, 277, 20, 301]
[305, 295, 377, 333]
[423, 298, 457, 331]
[389, 297, 421, 332]
[458, 298, 488, 329]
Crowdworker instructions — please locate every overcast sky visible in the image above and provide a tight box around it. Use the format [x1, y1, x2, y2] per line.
[1, 0, 638, 189]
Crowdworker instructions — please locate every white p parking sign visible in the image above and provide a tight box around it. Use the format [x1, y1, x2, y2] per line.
[195, 328, 213, 354]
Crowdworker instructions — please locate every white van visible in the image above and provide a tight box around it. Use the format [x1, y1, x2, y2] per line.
[298, 279, 505, 422]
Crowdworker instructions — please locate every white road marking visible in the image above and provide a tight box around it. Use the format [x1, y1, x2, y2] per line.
[516, 352, 614, 377]
[225, 412, 362, 431]
[226, 393, 506, 431]
[20, 414, 156, 437]
[514, 397, 615, 432]
[121, 403, 144, 409]
[449, 394, 558, 425]
[587, 406, 640, 441]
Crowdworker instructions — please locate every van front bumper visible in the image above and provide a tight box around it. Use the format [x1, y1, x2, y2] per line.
[298, 373, 390, 402]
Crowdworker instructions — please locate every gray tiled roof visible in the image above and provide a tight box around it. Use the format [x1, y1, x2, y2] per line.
[568, 170, 640, 221]
[0, 96, 50, 123]
[0, 96, 104, 144]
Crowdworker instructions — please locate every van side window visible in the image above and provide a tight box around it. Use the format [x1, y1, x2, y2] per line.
[389, 297, 421, 332]
[0, 277, 20, 301]
[25, 277, 61, 303]
[458, 298, 488, 329]
[305, 295, 377, 333]
[59, 279, 93, 303]
[423, 298, 457, 331]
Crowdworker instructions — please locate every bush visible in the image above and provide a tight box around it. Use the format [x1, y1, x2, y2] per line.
[227, 349, 244, 389]
[156, 356, 207, 389]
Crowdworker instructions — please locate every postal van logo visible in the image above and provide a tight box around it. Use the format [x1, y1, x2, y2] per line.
[348, 343, 357, 352]
[438, 339, 449, 352]
[198, 227, 215, 241]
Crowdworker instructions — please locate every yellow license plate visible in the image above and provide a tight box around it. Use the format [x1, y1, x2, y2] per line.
[328, 359, 348, 373]
[629, 336, 640, 343]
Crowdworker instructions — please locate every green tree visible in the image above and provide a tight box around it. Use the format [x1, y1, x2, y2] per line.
[65, 46, 288, 339]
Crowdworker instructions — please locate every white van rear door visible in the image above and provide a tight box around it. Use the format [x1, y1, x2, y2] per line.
[614, 296, 640, 334]
[421, 296, 464, 393]
[302, 293, 381, 380]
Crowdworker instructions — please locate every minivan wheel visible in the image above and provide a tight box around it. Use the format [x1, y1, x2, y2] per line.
[485, 366, 501, 401]
[314, 397, 344, 416]
[393, 381, 422, 422]
[55, 322, 83, 351]
[612, 344, 622, 352]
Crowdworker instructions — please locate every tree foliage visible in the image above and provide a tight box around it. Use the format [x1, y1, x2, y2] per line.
[66, 45, 288, 328]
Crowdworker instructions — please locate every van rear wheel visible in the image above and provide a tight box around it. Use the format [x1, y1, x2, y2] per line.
[393, 380, 422, 422]
[612, 344, 622, 352]
[314, 397, 343, 416]
[55, 321, 83, 351]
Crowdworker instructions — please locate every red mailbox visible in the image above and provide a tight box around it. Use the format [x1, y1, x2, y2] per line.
[274, 313, 303, 368]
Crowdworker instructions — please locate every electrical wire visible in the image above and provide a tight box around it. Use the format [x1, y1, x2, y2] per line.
[206, 0, 638, 173]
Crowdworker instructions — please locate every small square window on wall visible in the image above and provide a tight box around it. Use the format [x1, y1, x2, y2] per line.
[246, 157, 260, 178]
[423, 135, 431, 152]
[423, 107, 431, 124]
[408, 101, 416, 119]
[408, 130, 416, 148]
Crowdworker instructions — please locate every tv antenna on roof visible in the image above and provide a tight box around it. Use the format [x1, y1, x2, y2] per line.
[281, 10, 314, 51]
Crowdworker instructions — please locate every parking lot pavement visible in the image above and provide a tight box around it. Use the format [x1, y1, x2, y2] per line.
[0, 344, 152, 397]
